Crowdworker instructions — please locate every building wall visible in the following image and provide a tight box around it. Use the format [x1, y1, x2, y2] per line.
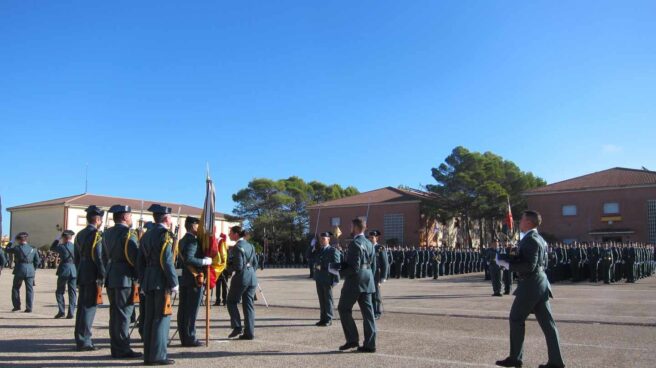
[10, 205, 239, 248]
[10, 205, 66, 247]
[309, 201, 422, 246]
[525, 187, 656, 243]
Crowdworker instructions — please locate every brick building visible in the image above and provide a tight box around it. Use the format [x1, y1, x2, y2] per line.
[308, 187, 442, 247]
[524, 167, 656, 244]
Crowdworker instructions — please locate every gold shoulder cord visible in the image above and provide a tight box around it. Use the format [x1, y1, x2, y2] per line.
[124, 230, 135, 267]
[160, 232, 172, 270]
[91, 231, 101, 262]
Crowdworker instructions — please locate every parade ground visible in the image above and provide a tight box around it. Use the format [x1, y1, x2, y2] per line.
[0, 269, 654, 368]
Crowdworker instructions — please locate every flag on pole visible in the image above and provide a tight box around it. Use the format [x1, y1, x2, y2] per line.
[505, 197, 514, 234]
[198, 173, 222, 288]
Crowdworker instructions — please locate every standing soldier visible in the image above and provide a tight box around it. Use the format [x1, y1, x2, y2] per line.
[337, 218, 376, 353]
[393, 246, 403, 279]
[369, 230, 388, 320]
[137, 204, 178, 365]
[0, 244, 7, 272]
[102, 205, 142, 359]
[431, 247, 440, 280]
[177, 216, 212, 346]
[601, 244, 614, 284]
[51, 230, 77, 319]
[487, 240, 502, 296]
[74, 205, 106, 351]
[226, 225, 258, 340]
[7, 232, 40, 312]
[501, 244, 514, 295]
[313, 232, 340, 326]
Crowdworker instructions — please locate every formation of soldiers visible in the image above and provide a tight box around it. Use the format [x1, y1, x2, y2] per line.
[543, 242, 655, 284]
[1, 204, 262, 366]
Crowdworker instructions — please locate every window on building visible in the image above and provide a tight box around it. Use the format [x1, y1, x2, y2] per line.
[603, 202, 620, 214]
[77, 216, 86, 226]
[562, 205, 577, 216]
[330, 217, 341, 227]
[384, 214, 404, 245]
[648, 200, 656, 244]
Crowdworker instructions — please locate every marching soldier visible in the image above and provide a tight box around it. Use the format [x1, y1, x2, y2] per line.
[137, 204, 178, 365]
[74, 205, 106, 351]
[369, 230, 388, 320]
[102, 205, 142, 359]
[7, 232, 40, 312]
[495, 210, 565, 368]
[313, 231, 341, 326]
[51, 230, 77, 319]
[337, 218, 377, 353]
[226, 225, 258, 340]
[177, 216, 212, 346]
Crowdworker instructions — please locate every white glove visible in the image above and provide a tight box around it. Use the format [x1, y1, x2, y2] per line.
[201, 257, 212, 266]
[171, 285, 179, 295]
[497, 260, 510, 270]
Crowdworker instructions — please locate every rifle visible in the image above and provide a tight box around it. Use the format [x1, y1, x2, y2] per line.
[137, 200, 145, 241]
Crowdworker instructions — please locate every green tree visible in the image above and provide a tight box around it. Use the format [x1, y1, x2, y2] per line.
[426, 146, 546, 245]
[232, 177, 358, 259]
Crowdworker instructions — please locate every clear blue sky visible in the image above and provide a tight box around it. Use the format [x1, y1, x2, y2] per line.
[1, 1, 655, 235]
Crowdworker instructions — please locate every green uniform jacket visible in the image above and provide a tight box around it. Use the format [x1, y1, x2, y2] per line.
[313, 245, 341, 286]
[102, 224, 139, 288]
[340, 235, 376, 294]
[75, 225, 106, 285]
[7, 243, 40, 277]
[509, 229, 552, 303]
[179, 233, 205, 287]
[226, 239, 258, 289]
[374, 244, 389, 283]
[137, 225, 178, 292]
[51, 241, 77, 279]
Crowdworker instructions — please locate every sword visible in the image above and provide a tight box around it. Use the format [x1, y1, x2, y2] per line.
[256, 283, 269, 309]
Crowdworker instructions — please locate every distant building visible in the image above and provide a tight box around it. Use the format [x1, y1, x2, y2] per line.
[524, 167, 656, 244]
[7, 193, 240, 247]
[308, 187, 442, 247]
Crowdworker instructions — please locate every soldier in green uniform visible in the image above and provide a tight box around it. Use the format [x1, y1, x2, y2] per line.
[50, 230, 77, 319]
[226, 225, 258, 340]
[7, 232, 40, 312]
[369, 230, 388, 320]
[177, 216, 212, 346]
[137, 204, 178, 365]
[102, 205, 142, 359]
[0, 244, 7, 270]
[74, 205, 106, 351]
[495, 211, 564, 368]
[313, 231, 340, 326]
[337, 218, 377, 353]
[601, 244, 614, 284]
[486, 240, 502, 297]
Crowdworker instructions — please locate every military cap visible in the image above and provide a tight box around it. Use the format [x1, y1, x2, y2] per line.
[15, 232, 29, 239]
[185, 216, 200, 227]
[85, 205, 105, 216]
[368, 230, 382, 237]
[62, 230, 75, 237]
[320, 231, 333, 238]
[147, 204, 172, 214]
[108, 204, 132, 213]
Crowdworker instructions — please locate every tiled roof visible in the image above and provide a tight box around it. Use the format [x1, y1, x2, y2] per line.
[7, 193, 228, 219]
[525, 167, 656, 194]
[308, 187, 440, 208]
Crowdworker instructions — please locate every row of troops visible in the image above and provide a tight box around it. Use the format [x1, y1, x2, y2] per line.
[0, 249, 60, 269]
[543, 243, 655, 284]
[311, 244, 490, 282]
[481, 240, 655, 297]
[2, 204, 259, 366]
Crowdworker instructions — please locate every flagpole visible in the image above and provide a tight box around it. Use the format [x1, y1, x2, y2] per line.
[205, 170, 211, 347]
